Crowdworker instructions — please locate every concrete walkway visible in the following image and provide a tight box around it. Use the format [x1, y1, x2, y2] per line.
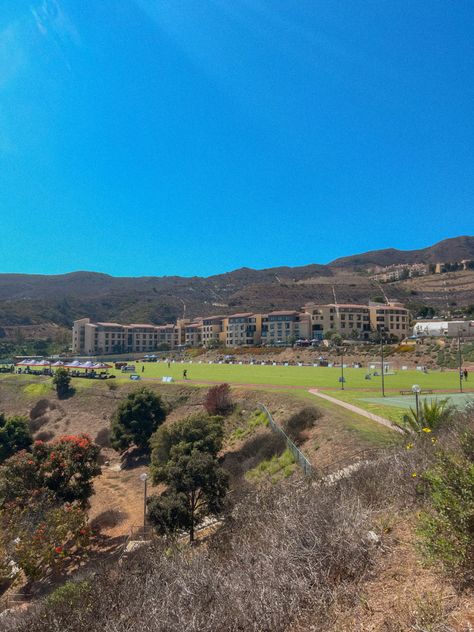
[308, 389, 403, 434]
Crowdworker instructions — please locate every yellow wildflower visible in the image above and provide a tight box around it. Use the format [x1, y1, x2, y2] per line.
[422, 427, 432, 433]
[406, 443, 413, 450]
[412, 473, 417, 478]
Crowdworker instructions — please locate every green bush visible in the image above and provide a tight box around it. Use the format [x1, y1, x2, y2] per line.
[395, 398, 453, 436]
[417, 443, 474, 583]
[46, 580, 90, 610]
[0, 414, 32, 463]
[52, 368, 72, 398]
[111, 387, 167, 452]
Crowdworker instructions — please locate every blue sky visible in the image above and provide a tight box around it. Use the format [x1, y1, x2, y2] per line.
[0, 0, 473, 277]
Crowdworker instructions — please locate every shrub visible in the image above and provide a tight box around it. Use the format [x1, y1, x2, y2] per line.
[0, 495, 90, 582]
[52, 368, 72, 398]
[14, 474, 378, 632]
[395, 398, 454, 436]
[111, 387, 167, 453]
[46, 581, 91, 611]
[0, 434, 101, 508]
[0, 414, 33, 463]
[417, 445, 474, 583]
[203, 383, 233, 416]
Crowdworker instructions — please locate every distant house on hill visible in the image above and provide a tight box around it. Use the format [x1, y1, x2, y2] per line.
[413, 320, 474, 338]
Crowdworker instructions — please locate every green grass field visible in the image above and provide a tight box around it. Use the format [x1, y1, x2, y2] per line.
[2, 363, 471, 430]
[113, 361, 470, 392]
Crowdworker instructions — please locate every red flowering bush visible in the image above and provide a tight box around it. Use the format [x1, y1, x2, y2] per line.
[0, 435, 99, 584]
[0, 434, 101, 509]
[35, 434, 101, 506]
[0, 494, 90, 581]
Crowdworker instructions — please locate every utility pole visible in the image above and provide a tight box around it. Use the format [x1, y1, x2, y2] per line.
[341, 348, 344, 390]
[458, 331, 463, 394]
[380, 328, 385, 398]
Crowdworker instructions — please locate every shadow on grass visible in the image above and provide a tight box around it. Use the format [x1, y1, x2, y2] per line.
[223, 431, 286, 482]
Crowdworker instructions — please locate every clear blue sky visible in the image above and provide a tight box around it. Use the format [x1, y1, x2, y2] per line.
[1, 1, 473, 277]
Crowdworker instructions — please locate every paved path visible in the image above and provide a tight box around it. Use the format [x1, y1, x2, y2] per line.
[308, 389, 403, 434]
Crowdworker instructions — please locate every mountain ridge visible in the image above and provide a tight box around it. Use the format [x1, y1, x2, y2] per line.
[0, 236, 473, 328]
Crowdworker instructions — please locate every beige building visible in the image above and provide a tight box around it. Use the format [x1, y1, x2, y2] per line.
[72, 300, 411, 354]
[261, 311, 311, 345]
[155, 324, 180, 349]
[184, 322, 202, 347]
[72, 319, 183, 354]
[304, 304, 371, 340]
[222, 313, 262, 347]
[201, 316, 224, 347]
[72, 319, 127, 355]
[368, 301, 410, 339]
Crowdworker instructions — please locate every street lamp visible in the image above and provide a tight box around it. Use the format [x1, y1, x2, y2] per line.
[412, 384, 421, 420]
[139, 472, 148, 530]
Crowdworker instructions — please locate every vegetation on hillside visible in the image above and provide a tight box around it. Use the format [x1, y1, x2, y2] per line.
[0, 434, 101, 583]
[4, 403, 473, 631]
[111, 387, 167, 452]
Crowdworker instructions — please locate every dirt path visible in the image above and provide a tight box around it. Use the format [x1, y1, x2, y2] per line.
[307, 388, 403, 433]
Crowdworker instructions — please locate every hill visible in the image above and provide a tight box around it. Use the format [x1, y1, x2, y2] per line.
[329, 235, 474, 268]
[0, 236, 473, 329]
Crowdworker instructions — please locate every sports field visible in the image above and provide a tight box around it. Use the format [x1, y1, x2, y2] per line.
[114, 361, 471, 392]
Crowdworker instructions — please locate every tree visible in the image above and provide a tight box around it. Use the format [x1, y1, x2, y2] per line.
[149, 414, 228, 542]
[53, 368, 71, 398]
[148, 450, 228, 542]
[330, 333, 343, 347]
[0, 435, 101, 509]
[111, 387, 167, 452]
[0, 414, 32, 463]
[151, 413, 224, 481]
[204, 383, 233, 416]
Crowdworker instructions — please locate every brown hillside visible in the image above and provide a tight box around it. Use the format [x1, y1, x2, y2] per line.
[0, 236, 473, 328]
[330, 235, 474, 268]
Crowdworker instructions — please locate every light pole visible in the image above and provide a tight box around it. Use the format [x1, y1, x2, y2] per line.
[139, 472, 148, 530]
[458, 331, 463, 394]
[380, 328, 385, 398]
[340, 348, 344, 390]
[412, 384, 421, 420]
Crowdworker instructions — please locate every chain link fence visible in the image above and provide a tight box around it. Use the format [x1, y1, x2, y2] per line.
[258, 403, 313, 476]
